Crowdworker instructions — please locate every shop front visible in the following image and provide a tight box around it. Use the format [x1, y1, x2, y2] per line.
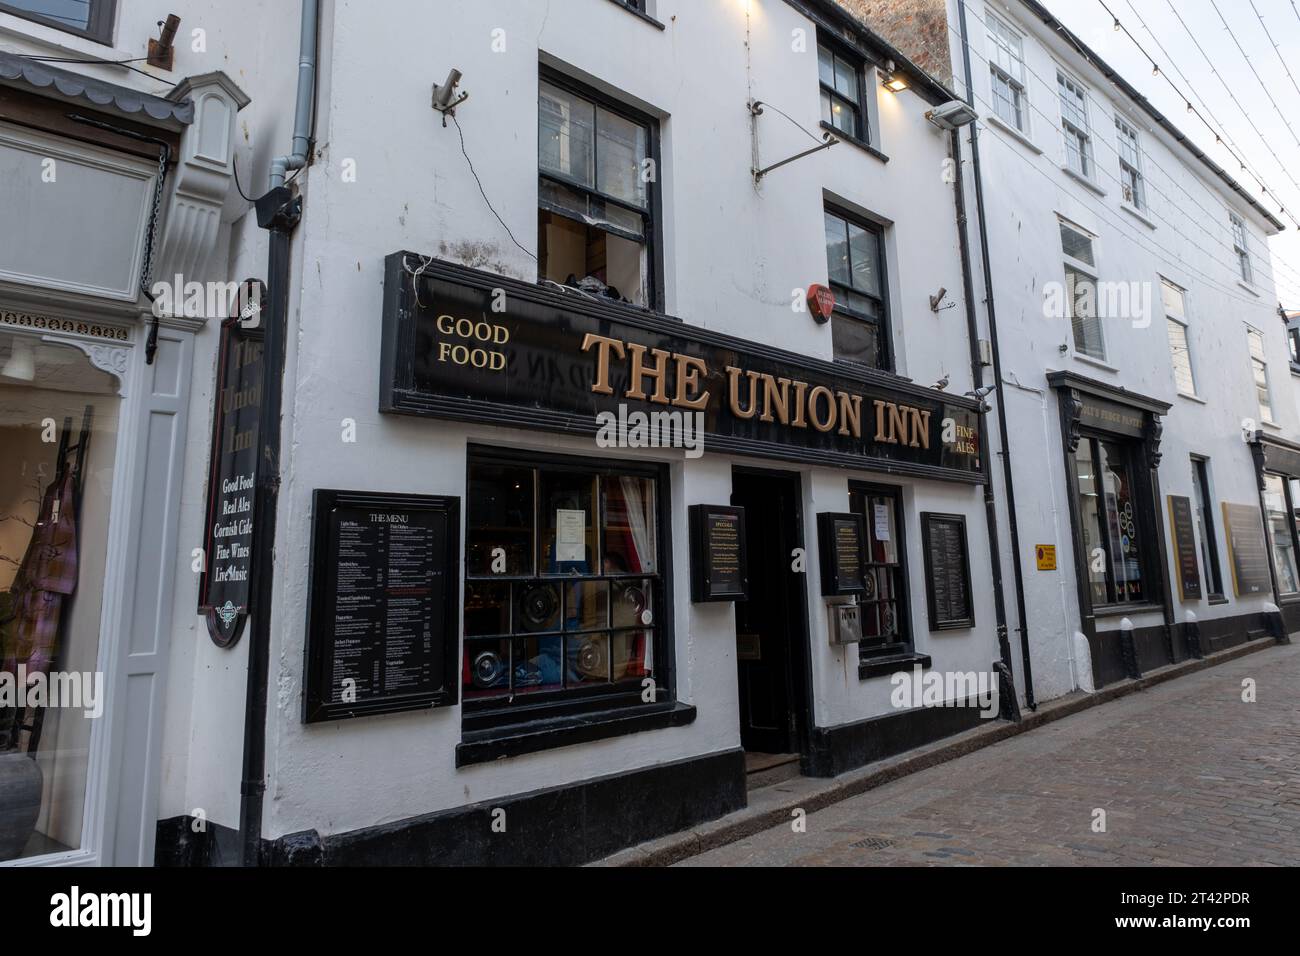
[1250, 432, 1300, 636]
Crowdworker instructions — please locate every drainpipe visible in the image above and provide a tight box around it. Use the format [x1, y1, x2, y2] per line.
[956, 0, 1036, 709]
[239, 0, 319, 868]
[951, 129, 1019, 723]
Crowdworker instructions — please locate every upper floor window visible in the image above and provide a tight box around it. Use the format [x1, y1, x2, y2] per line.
[1287, 320, 1300, 367]
[1161, 279, 1195, 396]
[0, 0, 116, 44]
[1059, 221, 1103, 360]
[538, 72, 657, 309]
[1247, 326, 1273, 423]
[818, 39, 868, 142]
[1115, 117, 1145, 210]
[1230, 212, 1253, 284]
[825, 206, 890, 370]
[1058, 71, 1093, 179]
[987, 14, 1027, 133]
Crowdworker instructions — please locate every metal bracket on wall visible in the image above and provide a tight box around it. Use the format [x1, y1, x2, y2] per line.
[749, 100, 837, 182]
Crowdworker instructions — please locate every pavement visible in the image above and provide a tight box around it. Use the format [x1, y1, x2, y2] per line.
[676, 642, 1300, 866]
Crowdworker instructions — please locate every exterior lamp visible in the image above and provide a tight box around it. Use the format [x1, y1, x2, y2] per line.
[881, 59, 908, 93]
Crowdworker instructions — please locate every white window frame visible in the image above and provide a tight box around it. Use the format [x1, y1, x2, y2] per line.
[987, 13, 1028, 134]
[1115, 116, 1145, 211]
[1059, 219, 1104, 361]
[1057, 69, 1094, 180]
[1161, 278, 1195, 397]
[1230, 212, 1253, 285]
[1247, 325, 1273, 424]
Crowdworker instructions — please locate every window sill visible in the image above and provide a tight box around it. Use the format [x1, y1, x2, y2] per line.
[820, 121, 889, 164]
[1120, 202, 1156, 230]
[1260, 419, 1282, 431]
[1061, 164, 1107, 197]
[1093, 601, 1164, 619]
[455, 700, 695, 767]
[1176, 391, 1206, 405]
[1071, 352, 1118, 374]
[858, 650, 932, 680]
[985, 113, 1041, 154]
[1207, 594, 1229, 606]
[1238, 279, 1260, 297]
[603, 0, 666, 29]
[1290, 362, 1300, 377]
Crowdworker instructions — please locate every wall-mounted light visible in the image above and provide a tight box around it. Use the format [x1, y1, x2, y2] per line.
[881, 59, 908, 93]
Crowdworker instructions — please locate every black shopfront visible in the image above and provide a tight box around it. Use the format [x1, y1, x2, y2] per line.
[1250, 431, 1300, 636]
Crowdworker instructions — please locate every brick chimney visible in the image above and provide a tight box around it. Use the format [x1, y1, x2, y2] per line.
[833, 0, 955, 87]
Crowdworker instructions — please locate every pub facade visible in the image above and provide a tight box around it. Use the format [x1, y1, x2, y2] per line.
[150, 0, 1025, 866]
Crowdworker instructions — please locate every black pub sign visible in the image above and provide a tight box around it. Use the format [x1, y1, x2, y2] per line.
[817, 512, 867, 597]
[303, 490, 460, 722]
[380, 255, 985, 482]
[689, 505, 749, 603]
[198, 291, 265, 648]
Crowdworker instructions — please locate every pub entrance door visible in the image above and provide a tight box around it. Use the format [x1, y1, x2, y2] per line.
[731, 468, 811, 759]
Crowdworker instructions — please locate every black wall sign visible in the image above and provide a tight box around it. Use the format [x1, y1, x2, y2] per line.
[199, 306, 264, 648]
[817, 512, 866, 596]
[1075, 395, 1147, 438]
[380, 255, 985, 483]
[1222, 502, 1272, 597]
[304, 490, 460, 723]
[689, 505, 749, 602]
[1167, 495, 1203, 601]
[921, 513, 974, 630]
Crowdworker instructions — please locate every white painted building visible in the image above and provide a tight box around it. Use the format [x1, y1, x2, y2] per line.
[932, 0, 1298, 703]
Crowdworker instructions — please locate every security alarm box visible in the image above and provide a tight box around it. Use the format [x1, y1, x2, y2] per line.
[828, 598, 863, 646]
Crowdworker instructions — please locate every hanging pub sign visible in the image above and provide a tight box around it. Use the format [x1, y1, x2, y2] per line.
[380, 255, 986, 482]
[1222, 502, 1271, 597]
[689, 505, 749, 603]
[1167, 495, 1202, 601]
[303, 490, 460, 723]
[817, 512, 867, 596]
[198, 280, 266, 648]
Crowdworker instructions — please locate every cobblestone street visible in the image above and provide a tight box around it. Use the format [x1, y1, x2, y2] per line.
[681, 644, 1300, 867]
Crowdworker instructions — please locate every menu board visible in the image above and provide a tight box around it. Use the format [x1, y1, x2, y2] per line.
[1167, 495, 1202, 601]
[689, 505, 749, 602]
[922, 513, 974, 630]
[1222, 502, 1271, 597]
[198, 312, 263, 648]
[817, 512, 867, 596]
[304, 490, 460, 722]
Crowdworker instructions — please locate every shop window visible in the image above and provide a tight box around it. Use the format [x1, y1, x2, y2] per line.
[1, 332, 119, 862]
[0, 0, 115, 43]
[1262, 475, 1299, 595]
[825, 207, 890, 371]
[538, 72, 657, 309]
[463, 451, 664, 723]
[849, 485, 910, 654]
[1074, 436, 1149, 606]
[818, 37, 868, 141]
[1190, 456, 1224, 599]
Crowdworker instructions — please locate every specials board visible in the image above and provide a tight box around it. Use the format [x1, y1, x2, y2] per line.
[1222, 502, 1271, 598]
[1167, 495, 1202, 601]
[303, 490, 460, 722]
[922, 513, 974, 630]
[817, 512, 867, 596]
[689, 505, 749, 603]
[198, 297, 264, 649]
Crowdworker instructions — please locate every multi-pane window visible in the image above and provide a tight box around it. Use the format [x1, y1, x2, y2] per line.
[1288, 322, 1300, 366]
[1263, 475, 1299, 594]
[463, 454, 663, 717]
[1230, 213, 1252, 284]
[987, 14, 1027, 132]
[0, 0, 115, 43]
[1060, 221, 1103, 359]
[1075, 437, 1148, 605]
[1190, 457, 1224, 599]
[538, 74, 655, 308]
[1058, 72, 1093, 178]
[1162, 279, 1195, 396]
[818, 41, 866, 140]
[1247, 326, 1273, 423]
[1115, 117, 1145, 210]
[825, 207, 889, 370]
[850, 486, 909, 654]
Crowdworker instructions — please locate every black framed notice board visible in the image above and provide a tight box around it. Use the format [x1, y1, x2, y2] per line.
[817, 512, 867, 596]
[303, 490, 460, 723]
[921, 512, 974, 630]
[689, 505, 749, 602]
[1167, 495, 1202, 601]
